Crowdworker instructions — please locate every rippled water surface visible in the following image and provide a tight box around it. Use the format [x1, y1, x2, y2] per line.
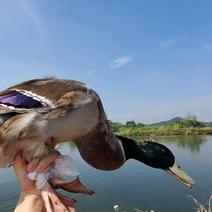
[0, 135, 211, 212]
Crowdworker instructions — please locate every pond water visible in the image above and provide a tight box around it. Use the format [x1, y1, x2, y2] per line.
[0, 135, 211, 212]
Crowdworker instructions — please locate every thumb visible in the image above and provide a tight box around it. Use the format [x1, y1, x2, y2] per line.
[13, 153, 37, 191]
[13, 153, 29, 186]
[13, 153, 27, 172]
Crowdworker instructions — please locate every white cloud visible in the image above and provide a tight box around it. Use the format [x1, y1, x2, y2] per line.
[160, 37, 175, 48]
[110, 56, 133, 69]
[109, 95, 212, 123]
[205, 44, 212, 50]
[151, 95, 212, 120]
[18, 0, 46, 38]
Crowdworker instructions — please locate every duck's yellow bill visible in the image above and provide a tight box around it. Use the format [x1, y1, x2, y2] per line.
[167, 161, 195, 188]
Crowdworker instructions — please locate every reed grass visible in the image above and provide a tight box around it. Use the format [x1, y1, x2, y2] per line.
[188, 195, 212, 212]
[113, 195, 212, 212]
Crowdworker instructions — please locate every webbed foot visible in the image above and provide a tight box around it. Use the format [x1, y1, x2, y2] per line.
[51, 176, 95, 195]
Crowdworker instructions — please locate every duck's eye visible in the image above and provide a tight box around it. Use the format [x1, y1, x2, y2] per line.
[161, 149, 166, 154]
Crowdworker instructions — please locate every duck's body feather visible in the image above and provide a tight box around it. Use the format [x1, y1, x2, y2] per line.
[0, 77, 125, 169]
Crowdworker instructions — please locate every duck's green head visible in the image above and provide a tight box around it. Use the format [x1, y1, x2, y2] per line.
[118, 136, 195, 188]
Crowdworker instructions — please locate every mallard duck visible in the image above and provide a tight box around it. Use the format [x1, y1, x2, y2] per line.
[0, 77, 195, 188]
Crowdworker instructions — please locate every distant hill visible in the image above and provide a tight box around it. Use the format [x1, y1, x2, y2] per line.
[203, 121, 212, 127]
[111, 116, 212, 136]
[149, 117, 184, 126]
[111, 116, 212, 128]
[149, 117, 212, 127]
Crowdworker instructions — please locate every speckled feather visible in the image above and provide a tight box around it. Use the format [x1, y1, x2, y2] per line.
[0, 77, 125, 169]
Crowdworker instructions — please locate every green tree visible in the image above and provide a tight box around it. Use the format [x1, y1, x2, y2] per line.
[125, 120, 137, 127]
[183, 113, 204, 127]
[109, 120, 124, 133]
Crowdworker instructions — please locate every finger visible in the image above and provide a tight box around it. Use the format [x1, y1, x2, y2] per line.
[13, 153, 31, 187]
[13, 153, 27, 171]
[36, 151, 60, 173]
[27, 158, 40, 172]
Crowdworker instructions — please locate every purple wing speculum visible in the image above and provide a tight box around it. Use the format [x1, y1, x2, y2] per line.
[0, 91, 43, 108]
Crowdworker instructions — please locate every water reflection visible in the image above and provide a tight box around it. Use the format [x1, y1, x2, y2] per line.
[56, 141, 76, 150]
[59, 135, 208, 155]
[0, 136, 211, 212]
[154, 135, 207, 154]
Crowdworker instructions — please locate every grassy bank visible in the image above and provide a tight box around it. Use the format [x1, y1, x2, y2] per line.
[114, 126, 212, 137]
[110, 115, 212, 137]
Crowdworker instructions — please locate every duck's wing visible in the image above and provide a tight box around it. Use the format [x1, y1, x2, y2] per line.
[0, 78, 96, 128]
[0, 78, 96, 167]
[0, 90, 49, 166]
[0, 90, 50, 113]
[0, 77, 91, 115]
[0, 89, 52, 127]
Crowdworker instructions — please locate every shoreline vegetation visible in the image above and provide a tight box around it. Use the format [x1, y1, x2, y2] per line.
[113, 195, 212, 212]
[110, 113, 212, 138]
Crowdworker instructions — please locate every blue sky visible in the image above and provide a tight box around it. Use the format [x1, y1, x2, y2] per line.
[0, 0, 212, 123]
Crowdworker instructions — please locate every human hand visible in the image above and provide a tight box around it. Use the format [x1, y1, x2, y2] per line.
[13, 151, 60, 212]
[13, 151, 60, 194]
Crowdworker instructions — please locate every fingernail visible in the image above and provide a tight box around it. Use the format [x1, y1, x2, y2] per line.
[36, 167, 43, 173]
[34, 171, 39, 178]
[27, 164, 35, 172]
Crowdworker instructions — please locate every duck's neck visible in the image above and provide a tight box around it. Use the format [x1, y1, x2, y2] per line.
[76, 124, 126, 171]
[117, 136, 146, 162]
